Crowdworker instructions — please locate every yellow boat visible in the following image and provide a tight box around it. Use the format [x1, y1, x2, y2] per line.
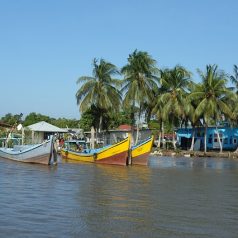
[61, 137, 130, 166]
[131, 136, 154, 165]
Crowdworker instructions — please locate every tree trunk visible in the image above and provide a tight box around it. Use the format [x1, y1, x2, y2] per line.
[216, 126, 223, 153]
[135, 121, 139, 145]
[130, 101, 136, 146]
[157, 119, 162, 149]
[204, 125, 207, 153]
[99, 115, 102, 133]
[161, 121, 165, 149]
[130, 127, 135, 146]
[146, 109, 152, 124]
[157, 131, 161, 149]
[171, 117, 176, 150]
[90, 126, 95, 149]
[135, 108, 141, 145]
[172, 128, 176, 149]
[189, 126, 195, 151]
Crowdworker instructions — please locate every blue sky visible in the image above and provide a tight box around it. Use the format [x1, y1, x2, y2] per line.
[0, 0, 237, 119]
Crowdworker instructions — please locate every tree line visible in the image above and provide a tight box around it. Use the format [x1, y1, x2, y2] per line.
[76, 50, 238, 152]
[0, 112, 80, 129]
[0, 111, 134, 132]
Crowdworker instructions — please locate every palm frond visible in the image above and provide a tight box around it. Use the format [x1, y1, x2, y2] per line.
[77, 76, 95, 84]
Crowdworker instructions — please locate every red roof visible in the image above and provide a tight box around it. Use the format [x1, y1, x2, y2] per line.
[163, 133, 174, 139]
[118, 124, 133, 131]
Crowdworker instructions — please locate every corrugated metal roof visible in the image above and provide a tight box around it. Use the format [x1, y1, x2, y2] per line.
[27, 121, 67, 133]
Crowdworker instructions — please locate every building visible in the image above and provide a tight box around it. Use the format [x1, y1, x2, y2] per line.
[27, 121, 67, 143]
[176, 127, 238, 151]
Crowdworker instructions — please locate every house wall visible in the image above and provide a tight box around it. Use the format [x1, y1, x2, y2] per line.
[177, 127, 238, 150]
[206, 127, 238, 150]
[31, 132, 44, 144]
[30, 132, 55, 144]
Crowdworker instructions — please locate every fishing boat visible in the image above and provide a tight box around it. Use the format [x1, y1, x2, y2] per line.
[61, 137, 130, 166]
[0, 136, 56, 165]
[131, 136, 154, 165]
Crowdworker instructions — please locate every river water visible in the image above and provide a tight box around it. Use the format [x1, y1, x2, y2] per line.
[0, 156, 238, 238]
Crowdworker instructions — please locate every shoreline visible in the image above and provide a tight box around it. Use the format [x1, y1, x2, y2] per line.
[151, 149, 238, 159]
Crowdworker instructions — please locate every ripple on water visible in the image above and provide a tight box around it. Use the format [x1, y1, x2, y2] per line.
[0, 157, 238, 238]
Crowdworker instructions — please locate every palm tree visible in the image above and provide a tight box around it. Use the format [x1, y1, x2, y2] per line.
[230, 65, 238, 93]
[188, 65, 234, 153]
[185, 81, 202, 151]
[152, 84, 168, 149]
[121, 50, 159, 144]
[142, 83, 160, 124]
[76, 58, 121, 137]
[155, 66, 191, 149]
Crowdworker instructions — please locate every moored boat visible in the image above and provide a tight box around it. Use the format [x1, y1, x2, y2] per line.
[131, 136, 154, 165]
[0, 137, 56, 165]
[61, 137, 130, 166]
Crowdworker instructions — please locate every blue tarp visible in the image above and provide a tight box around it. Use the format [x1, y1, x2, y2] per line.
[177, 133, 192, 138]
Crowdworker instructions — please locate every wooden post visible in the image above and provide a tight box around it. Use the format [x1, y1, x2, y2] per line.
[22, 127, 25, 145]
[32, 130, 35, 144]
[90, 126, 95, 149]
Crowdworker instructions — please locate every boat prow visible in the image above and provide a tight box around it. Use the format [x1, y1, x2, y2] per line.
[131, 136, 154, 165]
[0, 136, 56, 165]
[61, 137, 130, 166]
[96, 137, 130, 165]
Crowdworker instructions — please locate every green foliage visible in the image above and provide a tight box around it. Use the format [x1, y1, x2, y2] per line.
[79, 107, 133, 131]
[3, 56, 238, 148]
[79, 105, 109, 131]
[23, 112, 80, 128]
[76, 58, 122, 131]
[51, 118, 80, 128]
[23, 112, 51, 126]
[0, 130, 7, 138]
[76, 58, 121, 113]
[230, 64, 238, 93]
[148, 119, 175, 134]
[79, 107, 97, 131]
[121, 50, 159, 123]
[156, 66, 191, 122]
[107, 111, 133, 129]
[148, 120, 160, 129]
[1, 113, 23, 126]
[189, 65, 234, 124]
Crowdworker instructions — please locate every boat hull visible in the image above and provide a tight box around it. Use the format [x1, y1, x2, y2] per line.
[95, 151, 128, 165]
[61, 150, 95, 163]
[20, 153, 52, 165]
[0, 138, 54, 165]
[131, 136, 154, 165]
[61, 137, 130, 166]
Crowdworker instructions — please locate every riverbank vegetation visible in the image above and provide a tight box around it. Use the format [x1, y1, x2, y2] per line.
[76, 50, 238, 152]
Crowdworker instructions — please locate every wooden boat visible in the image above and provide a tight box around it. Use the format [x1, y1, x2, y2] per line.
[0, 137, 55, 165]
[131, 136, 154, 165]
[61, 137, 130, 166]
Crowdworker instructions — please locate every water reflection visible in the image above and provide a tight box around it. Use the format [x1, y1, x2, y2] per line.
[149, 156, 238, 170]
[1, 156, 238, 237]
[63, 162, 153, 237]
